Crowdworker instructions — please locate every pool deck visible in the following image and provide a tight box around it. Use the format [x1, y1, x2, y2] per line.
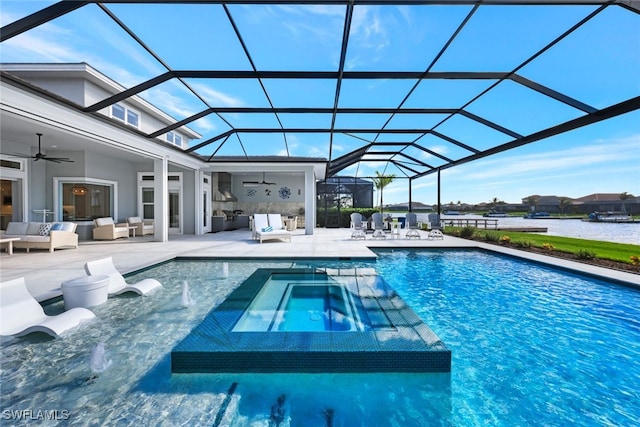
[1, 228, 638, 302]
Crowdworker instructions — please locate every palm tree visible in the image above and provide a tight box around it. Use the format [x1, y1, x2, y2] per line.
[525, 195, 539, 213]
[490, 197, 500, 210]
[372, 171, 395, 213]
[558, 197, 572, 215]
[619, 192, 633, 213]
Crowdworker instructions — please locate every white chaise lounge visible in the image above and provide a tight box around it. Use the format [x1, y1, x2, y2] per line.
[1, 277, 95, 338]
[254, 213, 292, 243]
[84, 257, 162, 296]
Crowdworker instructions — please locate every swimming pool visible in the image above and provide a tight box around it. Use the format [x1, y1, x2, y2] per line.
[1, 250, 638, 425]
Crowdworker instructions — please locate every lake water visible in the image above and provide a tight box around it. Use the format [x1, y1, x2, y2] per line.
[413, 214, 639, 245]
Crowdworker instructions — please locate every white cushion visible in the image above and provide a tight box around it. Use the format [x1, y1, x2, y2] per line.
[26, 223, 43, 235]
[5, 222, 28, 235]
[95, 217, 114, 226]
[24, 235, 50, 243]
[59, 222, 76, 232]
[127, 216, 141, 224]
[267, 214, 284, 230]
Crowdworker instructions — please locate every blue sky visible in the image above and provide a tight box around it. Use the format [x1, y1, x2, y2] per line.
[1, 1, 638, 204]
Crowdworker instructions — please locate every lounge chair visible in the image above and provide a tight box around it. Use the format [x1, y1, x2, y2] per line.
[126, 216, 154, 236]
[350, 212, 366, 239]
[84, 256, 162, 296]
[371, 213, 386, 239]
[427, 213, 442, 230]
[1, 277, 95, 338]
[92, 217, 129, 240]
[254, 213, 292, 243]
[428, 229, 444, 240]
[405, 212, 421, 239]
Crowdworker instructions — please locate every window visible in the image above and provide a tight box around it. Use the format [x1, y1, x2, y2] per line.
[59, 180, 115, 221]
[112, 103, 139, 128]
[166, 131, 182, 147]
[0, 158, 23, 170]
[142, 188, 154, 220]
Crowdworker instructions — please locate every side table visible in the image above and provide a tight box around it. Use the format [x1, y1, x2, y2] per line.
[0, 237, 21, 255]
[61, 275, 110, 310]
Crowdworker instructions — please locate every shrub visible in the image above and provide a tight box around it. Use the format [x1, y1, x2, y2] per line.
[513, 240, 532, 248]
[483, 231, 501, 243]
[542, 243, 555, 251]
[576, 249, 596, 260]
[459, 226, 476, 239]
[499, 235, 511, 245]
[631, 255, 640, 266]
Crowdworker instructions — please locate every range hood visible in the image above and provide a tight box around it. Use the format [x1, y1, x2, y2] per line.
[213, 189, 237, 202]
[213, 172, 237, 202]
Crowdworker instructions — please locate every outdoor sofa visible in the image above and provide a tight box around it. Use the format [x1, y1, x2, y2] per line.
[1, 221, 79, 253]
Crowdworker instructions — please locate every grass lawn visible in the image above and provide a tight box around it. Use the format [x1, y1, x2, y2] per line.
[446, 227, 640, 265]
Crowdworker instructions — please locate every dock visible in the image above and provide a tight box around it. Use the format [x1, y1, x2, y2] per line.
[442, 218, 547, 232]
[496, 227, 548, 233]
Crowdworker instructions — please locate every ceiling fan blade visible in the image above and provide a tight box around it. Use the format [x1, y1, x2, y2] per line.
[260, 172, 275, 185]
[44, 157, 74, 163]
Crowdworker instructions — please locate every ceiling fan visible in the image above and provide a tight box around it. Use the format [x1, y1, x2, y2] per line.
[242, 172, 276, 187]
[10, 133, 74, 163]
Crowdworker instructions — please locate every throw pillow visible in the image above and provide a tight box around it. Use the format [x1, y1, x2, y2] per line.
[261, 226, 273, 232]
[50, 223, 64, 231]
[39, 223, 52, 236]
[59, 222, 75, 232]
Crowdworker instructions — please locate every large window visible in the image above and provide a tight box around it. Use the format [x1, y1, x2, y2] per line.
[57, 179, 115, 221]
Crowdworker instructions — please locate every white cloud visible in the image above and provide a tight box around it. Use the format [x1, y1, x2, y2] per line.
[462, 135, 640, 182]
[187, 82, 245, 108]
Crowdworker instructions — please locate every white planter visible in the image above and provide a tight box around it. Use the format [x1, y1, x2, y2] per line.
[61, 275, 110, 310]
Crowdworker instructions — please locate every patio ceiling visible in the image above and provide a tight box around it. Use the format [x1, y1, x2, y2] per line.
[2, 0, 639, 181]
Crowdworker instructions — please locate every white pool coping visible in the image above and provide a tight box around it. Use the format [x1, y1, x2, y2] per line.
[1, 227, 638, 302]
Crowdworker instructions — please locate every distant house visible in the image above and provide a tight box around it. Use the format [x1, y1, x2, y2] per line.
[520, 193, 639, 215]
[572, 193, 639, 215]
[521, 195, 576, 214]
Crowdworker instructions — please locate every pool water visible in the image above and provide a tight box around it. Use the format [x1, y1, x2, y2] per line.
[276, 285, 355, 332]
[232, 273, 362, 332]
[1, 251, 638, 425]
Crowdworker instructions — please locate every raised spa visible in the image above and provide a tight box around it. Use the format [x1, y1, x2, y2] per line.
[172, 268, 450, 373]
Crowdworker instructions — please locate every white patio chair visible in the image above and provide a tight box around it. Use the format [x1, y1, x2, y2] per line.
[405, 212, 421, 239]
[84, 257, 162, 296]
[1, 277, 95, 338]
[371, 213, 387, 239]
[350, 212, 366, 239]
